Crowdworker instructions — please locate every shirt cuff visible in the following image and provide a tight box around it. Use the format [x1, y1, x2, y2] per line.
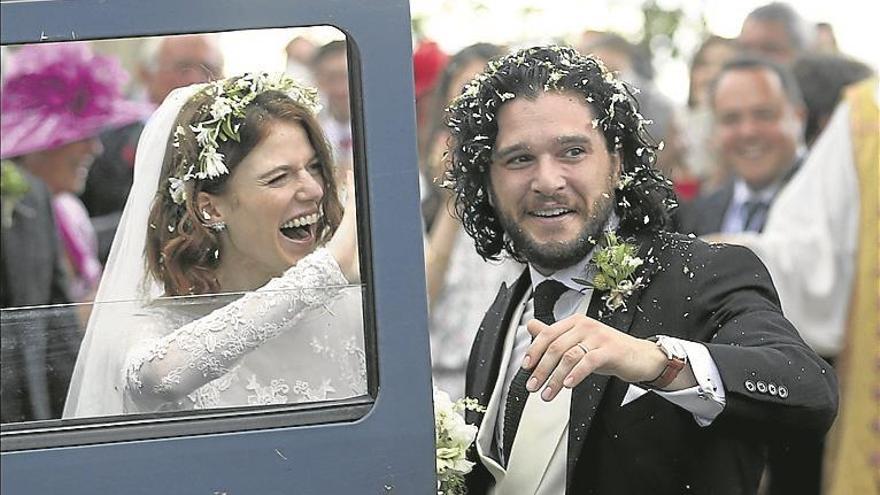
[620, 337, 726, 426]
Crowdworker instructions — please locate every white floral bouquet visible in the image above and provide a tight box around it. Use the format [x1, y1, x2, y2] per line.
[434, 387, 484, 495]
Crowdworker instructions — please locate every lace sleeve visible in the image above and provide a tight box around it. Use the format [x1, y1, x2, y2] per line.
[124, 248, 347, 410]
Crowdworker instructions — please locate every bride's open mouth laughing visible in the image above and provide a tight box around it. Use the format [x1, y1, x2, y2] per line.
[279, 211, 320, 243]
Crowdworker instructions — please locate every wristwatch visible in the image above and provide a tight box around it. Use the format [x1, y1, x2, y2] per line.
[640, 335, 688, 389]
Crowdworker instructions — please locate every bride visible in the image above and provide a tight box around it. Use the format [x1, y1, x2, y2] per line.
[64, 73, 366, 416]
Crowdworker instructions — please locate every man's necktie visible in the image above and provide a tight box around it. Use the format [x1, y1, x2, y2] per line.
[502, 279, 569, 465]
[743, 198, 770, 232]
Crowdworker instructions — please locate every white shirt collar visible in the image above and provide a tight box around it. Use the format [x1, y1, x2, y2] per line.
[528, 260, 592, 294]
[732, 151, 805, 206]
[732, 179, 778, 206]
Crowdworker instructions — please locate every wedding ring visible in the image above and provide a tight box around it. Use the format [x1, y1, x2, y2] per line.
[576, 342, 590, 354]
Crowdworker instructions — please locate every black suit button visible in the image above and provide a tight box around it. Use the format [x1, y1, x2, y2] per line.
[768, 383, 778, 396]
[756, 381, 767, 393]
[778, 386, 789, 399]
[745, 380, 756, 392]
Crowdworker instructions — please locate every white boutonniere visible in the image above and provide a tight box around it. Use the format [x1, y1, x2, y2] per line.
[581, 231, 645, 312]
[434, 387, 485, 495]
[0, 161, 30, 229]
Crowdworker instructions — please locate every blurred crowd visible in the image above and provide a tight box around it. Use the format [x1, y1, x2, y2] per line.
[0, 2, 876, 494]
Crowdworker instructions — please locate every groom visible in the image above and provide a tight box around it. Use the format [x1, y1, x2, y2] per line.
[443, 46, 838, 495]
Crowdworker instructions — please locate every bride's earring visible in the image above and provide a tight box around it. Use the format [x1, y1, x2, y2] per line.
[200, 208, 225, 233]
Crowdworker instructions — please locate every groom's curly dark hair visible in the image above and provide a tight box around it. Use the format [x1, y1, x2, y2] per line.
[442, 45, 676, 262]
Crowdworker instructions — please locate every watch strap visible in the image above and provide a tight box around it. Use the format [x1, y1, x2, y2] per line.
[640, 336, 687, 389]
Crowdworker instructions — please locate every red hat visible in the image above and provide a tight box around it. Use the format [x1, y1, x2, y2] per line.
[413, 40, 448, 99]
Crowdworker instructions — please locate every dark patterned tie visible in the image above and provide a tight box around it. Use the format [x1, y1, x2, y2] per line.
[743, 198, 770, 232]
[502, 279, 569, 465]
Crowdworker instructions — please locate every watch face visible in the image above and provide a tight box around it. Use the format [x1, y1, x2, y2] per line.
[659, 336, 688, 360]
[669, 341, 688, 360]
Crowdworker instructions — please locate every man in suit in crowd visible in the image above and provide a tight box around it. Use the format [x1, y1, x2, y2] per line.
[713, 78, 879, 495]
[442, 45, 837, 495]
[0, 163, 80, 422]
[678, 56, 806, 236]
[80, 34, 223, 262]
[311, 40, 353, 170]
[738, 2, 813, 67]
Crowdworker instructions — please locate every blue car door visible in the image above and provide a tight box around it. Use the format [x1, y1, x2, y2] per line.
[0, 0, 435, 493]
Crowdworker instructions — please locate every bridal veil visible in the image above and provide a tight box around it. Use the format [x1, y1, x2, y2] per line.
[63, 86, 203, 417]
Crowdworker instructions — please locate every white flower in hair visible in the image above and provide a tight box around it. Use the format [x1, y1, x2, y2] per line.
[168, 177, 187, 204]
[192, 123, 213, 148]
[235, 77, 251, 90]
[200, 148, 228, 179]
[172, 125, 186, 148]
[209, 97, 234, 120]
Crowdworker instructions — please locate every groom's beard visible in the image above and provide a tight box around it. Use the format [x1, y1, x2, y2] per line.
[495, 190, 615, 272]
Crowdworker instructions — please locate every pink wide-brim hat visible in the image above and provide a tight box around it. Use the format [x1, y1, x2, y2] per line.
[0, 43, 154, 159]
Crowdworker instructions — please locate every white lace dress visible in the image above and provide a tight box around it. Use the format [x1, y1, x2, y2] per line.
[122, 248, 367, 413]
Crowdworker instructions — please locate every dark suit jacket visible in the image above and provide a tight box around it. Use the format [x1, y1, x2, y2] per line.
[677, 180, 736, 236]
[1, 171, 81, 422]
[80, 121, 145, 263]
[464, 230, 837, 495]
[677, 160, 802, 236]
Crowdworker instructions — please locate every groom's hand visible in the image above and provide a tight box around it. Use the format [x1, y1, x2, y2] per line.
[521, 314, 667, 401]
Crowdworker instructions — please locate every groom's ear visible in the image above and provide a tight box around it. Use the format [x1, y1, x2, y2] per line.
[612, 151, 622, 176]
[195, 191, 225, 225]
[484, 177, 495, 208]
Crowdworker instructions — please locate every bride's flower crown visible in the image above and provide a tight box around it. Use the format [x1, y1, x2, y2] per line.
[168, 72, 322, 204]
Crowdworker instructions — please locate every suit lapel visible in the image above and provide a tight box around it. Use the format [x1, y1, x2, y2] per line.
[715, 182, 735, 233]
[566, 233, 660, 489]
[466, 270, 531, 492]
[705, 181, 734, 234]
[466, 269, 530, 426]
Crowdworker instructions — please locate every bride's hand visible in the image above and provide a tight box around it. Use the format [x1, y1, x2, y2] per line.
[326, 169, 360, 282]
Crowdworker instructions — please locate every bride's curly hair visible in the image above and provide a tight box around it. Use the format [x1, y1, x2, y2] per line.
[146, 83, 343, 296]
[442, 45, 676, 262]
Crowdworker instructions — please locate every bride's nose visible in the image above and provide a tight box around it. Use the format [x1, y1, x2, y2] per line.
[294, 172, 324, 203]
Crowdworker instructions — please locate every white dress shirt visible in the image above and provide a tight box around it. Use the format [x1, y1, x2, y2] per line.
[720, 178, 782, 234]
[494, 256, 727, 466]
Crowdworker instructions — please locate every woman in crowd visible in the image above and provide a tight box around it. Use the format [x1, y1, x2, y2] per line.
[683, 35, 738, 192]
[421, 44, 523, 399]
[64, 73, 365, 416]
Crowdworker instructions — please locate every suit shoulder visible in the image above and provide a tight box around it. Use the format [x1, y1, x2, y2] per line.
[21, 170, 51, 202]
[645, 232, 783, 317]
[651, 231, 769, 275]
[698, 181, 734, 205]
[674, 183, 732, 233]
